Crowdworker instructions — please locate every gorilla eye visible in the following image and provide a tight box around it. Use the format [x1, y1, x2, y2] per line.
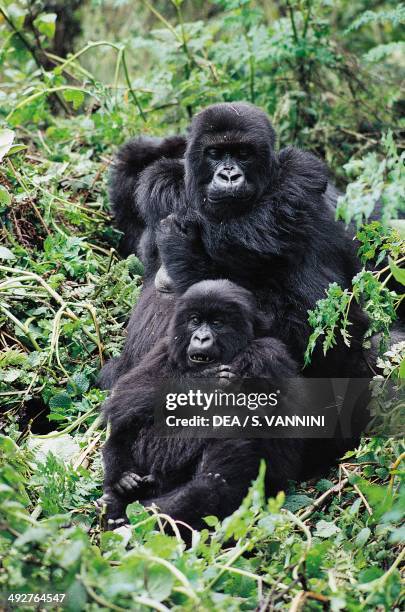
[205, 147, 222, 160]
[237, 147, 251, 160]
[189, 314, 201, 325]
[212, 319, 223, 326]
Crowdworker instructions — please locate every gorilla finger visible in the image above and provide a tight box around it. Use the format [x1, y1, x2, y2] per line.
[119, 476, 139, 491]
[113, 483, 126, 496]
[123, 471, 143, 482]
[218, 370, 236, 379]
[141, 474, 155, 485]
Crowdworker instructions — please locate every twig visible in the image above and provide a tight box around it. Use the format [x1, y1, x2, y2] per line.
[389, 451, 405, 492]
[0, 267, 104, 352]
[7, 160, 50, 236]
[284, 510, 312, 581]
[0, 5, 69, 113]
[340, 465, 373, 515]
[289, 590, 329, 611]
[207, 539, 254, 589]
[299, 477, 349, 521]
[121, 50, 147, 121]
[364, 547, 405, 606]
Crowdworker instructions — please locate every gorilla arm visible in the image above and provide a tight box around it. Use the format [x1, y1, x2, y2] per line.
[156, 147, 332, 294]
[101, 341, 170, 495]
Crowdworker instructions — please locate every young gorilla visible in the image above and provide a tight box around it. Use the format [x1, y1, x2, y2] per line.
[99, 280, 308, 531]
[99, 102, 369, 388]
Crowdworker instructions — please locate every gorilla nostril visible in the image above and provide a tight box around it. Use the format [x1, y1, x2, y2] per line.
[218, 171, 231, 183]
[230, 172, 242, 183]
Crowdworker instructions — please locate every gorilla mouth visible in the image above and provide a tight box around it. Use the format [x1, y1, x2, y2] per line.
[188, 353, 214, 364]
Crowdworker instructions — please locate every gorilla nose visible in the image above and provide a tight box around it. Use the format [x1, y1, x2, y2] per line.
[215, 167, 243, 187]
[192, 331, 214, 348]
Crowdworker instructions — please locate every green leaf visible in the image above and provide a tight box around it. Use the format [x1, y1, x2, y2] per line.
[389, 219, 405, 239]
[306, 541, 331, 578]
[204, 515, 219, 527]
[355, 527, 371, 547]
[7, 4, 27, 29]
[0, 129, 15, 161]
[284, 494, 313, 512]
[399, 358, 405, 379]
[314, 519, 341, 538]
[0, 246, 15, 260]
[358, 567, 384, 583]
[33, 13, 57, 39]
[49, 392, 72, 409]
[127, 255, 145, 276]
[67, 373, 90, 395]
[388, 257, 405, 286]
[8, 143, 27, 156]
[144, 565, 174, 601]
[62, 89, 85, 110]
[64, 580, 88, 612]
[0, 186, 11, 207]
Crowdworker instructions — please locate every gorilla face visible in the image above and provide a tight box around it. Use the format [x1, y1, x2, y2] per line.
[168, 279, 260, 370]
[185, 102, 277, 220]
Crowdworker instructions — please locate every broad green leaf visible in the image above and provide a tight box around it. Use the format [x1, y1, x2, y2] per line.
[67, 373, 90, 395]
[33, 13, 57, 39]
[355, 527, 371, 547]
[0, 129, 15, 161]
[358, 567, 384, 583]
[389, 257, 405, 286]
[8, 143, 27, 156]
[399, 357, 405, 379]
[284, 494, 313, 512]
[314, 519, 341, 538]
[7, 4, 27, 29]
[144, 565, 174, 601]
[49, 392, 72, 410]
[62, 89, 85, 110]
[0, 186, 11, 207]
[64, 580, 88, 612]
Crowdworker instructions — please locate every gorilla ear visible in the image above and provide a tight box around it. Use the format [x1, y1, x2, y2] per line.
[254, 311, 272, 337]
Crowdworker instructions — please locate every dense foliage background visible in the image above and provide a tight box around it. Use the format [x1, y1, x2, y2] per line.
[0, 1, 404, 610]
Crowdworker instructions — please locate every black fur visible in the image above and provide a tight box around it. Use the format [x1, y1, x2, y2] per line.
[99, 281, 310, 532]
[108, 134, 186, 271]
[100, 103, 370, 388]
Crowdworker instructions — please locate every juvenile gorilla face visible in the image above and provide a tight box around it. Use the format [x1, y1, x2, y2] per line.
[168, 279, 260, 370]
[185, 102, 277, 220]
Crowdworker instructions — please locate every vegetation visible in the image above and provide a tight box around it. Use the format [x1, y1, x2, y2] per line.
[0, 1, 404, 610]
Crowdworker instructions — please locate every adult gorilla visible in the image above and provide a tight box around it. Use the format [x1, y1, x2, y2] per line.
[99, 102, 368, 388]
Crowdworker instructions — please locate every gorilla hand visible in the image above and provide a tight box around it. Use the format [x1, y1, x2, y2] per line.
[194, 364, 239, 388]
[113, 472, 155, 496]
[159, 213, 200, 241]
[154, 264, 174, 293]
